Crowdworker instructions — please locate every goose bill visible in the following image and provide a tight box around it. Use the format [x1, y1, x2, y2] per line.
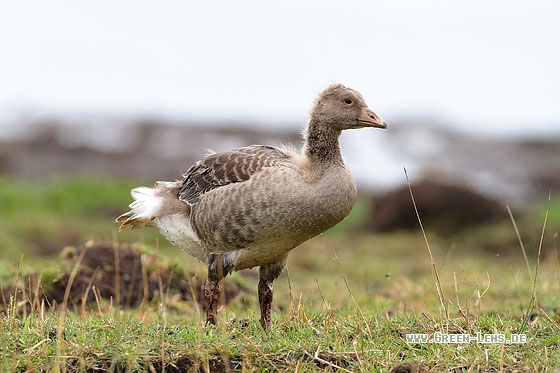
[356, 106, 388, 129]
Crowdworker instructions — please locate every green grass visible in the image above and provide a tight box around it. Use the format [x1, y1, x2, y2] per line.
[0, 176, 176, 263]
[3, 306, 557, 372]
[1, 176, 559, 371]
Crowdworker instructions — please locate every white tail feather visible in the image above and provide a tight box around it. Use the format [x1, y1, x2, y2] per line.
[116, 186, 163, 230]
[128, 187, 162, 221]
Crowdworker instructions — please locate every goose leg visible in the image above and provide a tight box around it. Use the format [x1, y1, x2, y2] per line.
[205, 254, 226, 325]
[258, 260, 286, 330]
[205, 278, 222, 325]
[258, 278, 274, 329]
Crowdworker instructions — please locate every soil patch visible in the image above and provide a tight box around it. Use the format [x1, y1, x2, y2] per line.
[390, 362, 430, 373]
[150, 356, 242, 373]
[68, 352, 356, 372]
[0, 241, 246, 314]
[365, 181, 508, 234]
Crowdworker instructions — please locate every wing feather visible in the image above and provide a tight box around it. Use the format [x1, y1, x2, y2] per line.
[178, 145, 290, 205]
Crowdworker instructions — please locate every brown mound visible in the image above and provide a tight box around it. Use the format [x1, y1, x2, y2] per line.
[1, 241, 246, 314]
[150, 356, 242, 373]
[365, 181, 507, 234]
[59, 351, 359, 372]
[390, 362, 430, 373]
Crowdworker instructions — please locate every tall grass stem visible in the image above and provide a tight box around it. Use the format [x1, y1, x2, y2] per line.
[404, 167, 448, 319]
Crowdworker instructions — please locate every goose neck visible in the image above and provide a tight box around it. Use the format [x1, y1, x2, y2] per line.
[304, 119, 344, 165]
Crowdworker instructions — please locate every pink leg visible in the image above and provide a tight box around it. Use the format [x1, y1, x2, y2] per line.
[258, 278, 274, 329]
[205, 278, 222, 325]
[258, 260, 286, 330]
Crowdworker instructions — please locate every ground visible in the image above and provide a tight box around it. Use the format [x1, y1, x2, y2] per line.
[0, 174, 559, 371]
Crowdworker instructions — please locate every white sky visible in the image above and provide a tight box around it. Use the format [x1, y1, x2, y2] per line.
[1, 1, 559, 137]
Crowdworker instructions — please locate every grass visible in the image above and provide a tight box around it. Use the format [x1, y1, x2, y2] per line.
[1, 176, 559, 371]
[3, 307, 557, 372]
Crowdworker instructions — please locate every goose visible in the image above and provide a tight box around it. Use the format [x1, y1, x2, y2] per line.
[116, 83, 387, 329]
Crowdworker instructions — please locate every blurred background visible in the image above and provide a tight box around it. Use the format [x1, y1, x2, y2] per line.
[0, 1, 559, 262]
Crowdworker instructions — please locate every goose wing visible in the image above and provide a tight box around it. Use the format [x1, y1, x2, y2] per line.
[178, 145, 290, 205]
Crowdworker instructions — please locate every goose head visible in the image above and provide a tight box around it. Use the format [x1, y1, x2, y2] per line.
[310, 83, 387, 131]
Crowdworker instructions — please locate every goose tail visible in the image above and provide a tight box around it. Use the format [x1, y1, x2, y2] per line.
[116, 185, 165, 231]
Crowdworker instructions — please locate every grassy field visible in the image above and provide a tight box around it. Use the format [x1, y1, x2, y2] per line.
[0, 176, 559, 372]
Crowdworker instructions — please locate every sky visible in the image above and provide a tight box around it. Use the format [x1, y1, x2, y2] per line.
[1, 1, 559, 138]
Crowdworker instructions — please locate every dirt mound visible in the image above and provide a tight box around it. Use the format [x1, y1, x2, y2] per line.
[1, 241, 246, 314]
[60, 351, 357, 372]
[364, 181, 508, 234]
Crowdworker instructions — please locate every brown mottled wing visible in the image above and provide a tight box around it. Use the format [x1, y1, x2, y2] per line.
[178, 145, 289, 205]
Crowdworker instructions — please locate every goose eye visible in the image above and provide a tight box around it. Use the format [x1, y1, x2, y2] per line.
[343, 98, 353, 105]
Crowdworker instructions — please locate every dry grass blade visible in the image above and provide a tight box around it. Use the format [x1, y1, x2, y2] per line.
[506, 204, 532, 280]
[341, 276, 372, 338]
[23, 339, 52, 354]
[303, 348, 353, 373]
[404, 167, 448, 319]
[55, 245, 89, 369]
[286, 266, 294, 321]
[113, 242, 121, 309]
[453, 272, 469, 330]
[538, 308, 560, 331]
[475, 272, 491, 318]
[315, 277, 330, 311]
[243, 335, 280, 371]
[331, 248, 372, 338]
[519, 189, 550, 334]
[80, 267, 100, 318]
